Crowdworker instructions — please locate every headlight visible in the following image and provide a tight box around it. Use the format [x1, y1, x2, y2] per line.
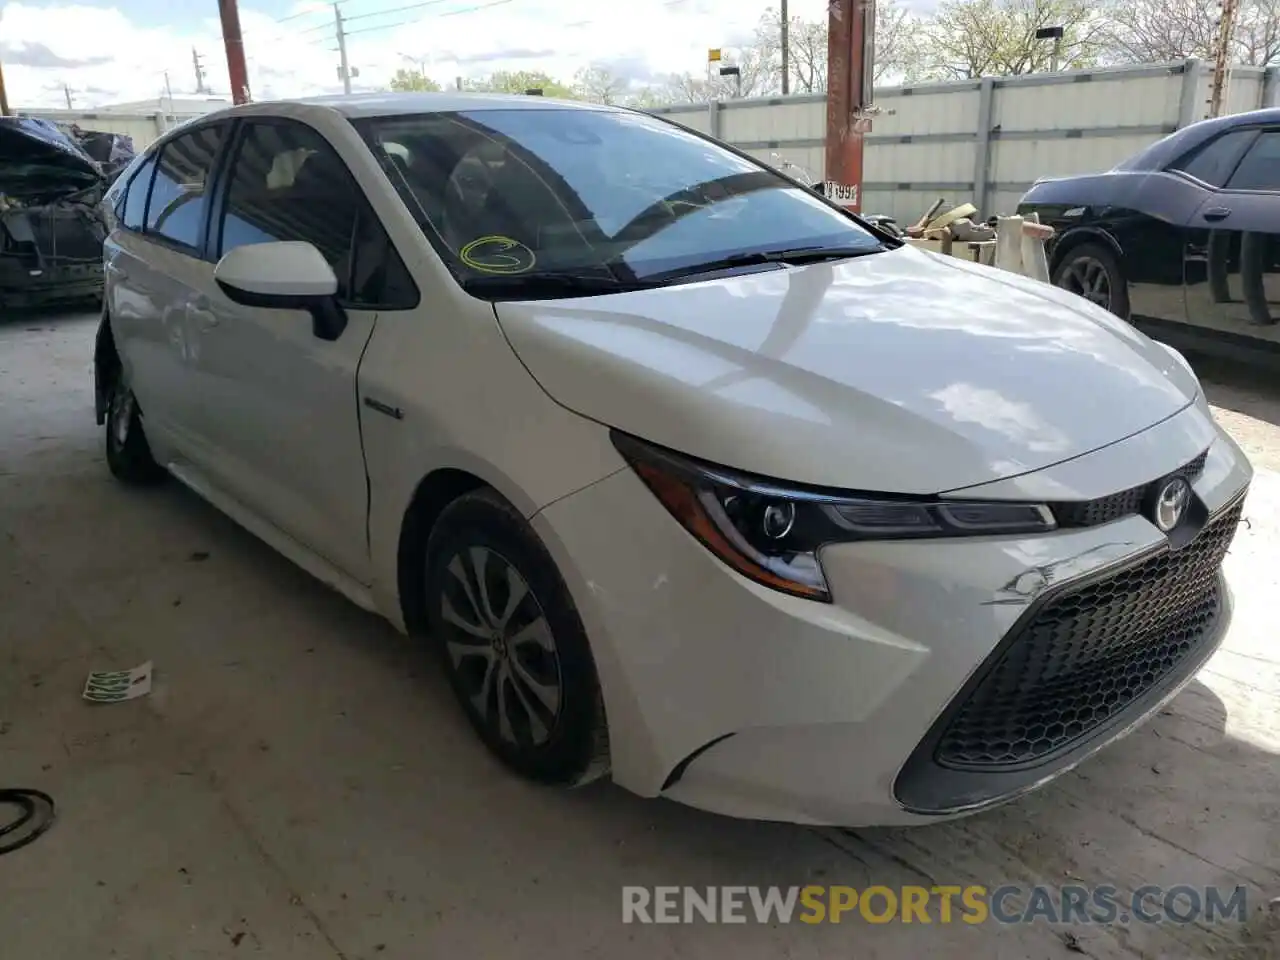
[612, 432, 1057, 603]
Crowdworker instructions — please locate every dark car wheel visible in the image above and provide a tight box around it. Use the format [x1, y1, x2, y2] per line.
[105, 376, 165, 485]
[423, 489, 610, 787]
[1052, 242, 1130, 320]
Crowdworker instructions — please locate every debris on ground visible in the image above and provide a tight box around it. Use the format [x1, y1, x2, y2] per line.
[82, 662, 153, 703]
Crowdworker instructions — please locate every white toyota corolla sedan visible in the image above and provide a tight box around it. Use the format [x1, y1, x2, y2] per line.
[95, 93, 1251, 826]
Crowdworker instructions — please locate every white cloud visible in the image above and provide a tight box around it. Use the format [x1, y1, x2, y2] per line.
[0, 0, 839, 109]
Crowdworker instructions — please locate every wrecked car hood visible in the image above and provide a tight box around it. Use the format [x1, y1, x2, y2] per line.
[495, 244, 1199, 494]
[0, 117, 104, 199]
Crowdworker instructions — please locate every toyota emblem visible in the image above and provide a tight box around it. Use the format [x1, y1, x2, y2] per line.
[1153, 476, 1191, 533]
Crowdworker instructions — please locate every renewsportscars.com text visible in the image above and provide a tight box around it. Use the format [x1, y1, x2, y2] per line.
[621, 884, 1249, 926]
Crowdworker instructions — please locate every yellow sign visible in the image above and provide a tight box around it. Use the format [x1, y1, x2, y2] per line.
[708, 48, 722, 62]
[459, 235, 536, 275]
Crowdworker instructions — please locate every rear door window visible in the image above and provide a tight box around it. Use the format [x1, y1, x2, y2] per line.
[120, 156, 157, 231]
[145, 124, 226, 250]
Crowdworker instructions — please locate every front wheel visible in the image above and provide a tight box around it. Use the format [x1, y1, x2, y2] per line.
[1052, 242, 1130, 319]
[423, 489, 610, 787]
[105, 375, 165, 485]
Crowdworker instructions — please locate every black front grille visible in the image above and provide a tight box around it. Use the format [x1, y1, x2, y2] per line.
[1052, 450, 1209, 528]
[936, 496, 1243, 770]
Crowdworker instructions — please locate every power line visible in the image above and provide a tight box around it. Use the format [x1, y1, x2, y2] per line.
[296, 19, 337, 35]
[343, 0, 455, 24]
[275, 4, 329, 23]
[338, 0, 513, 40]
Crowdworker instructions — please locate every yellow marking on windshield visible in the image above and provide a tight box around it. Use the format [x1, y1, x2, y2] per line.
[460, 236, 537, 275]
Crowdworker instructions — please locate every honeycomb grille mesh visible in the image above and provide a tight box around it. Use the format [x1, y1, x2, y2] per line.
[936, 497, 1243, 770]
[1052, 450, 1209, 528]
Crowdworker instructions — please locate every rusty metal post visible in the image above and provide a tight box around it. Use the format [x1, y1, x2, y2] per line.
[825, 0, 873, 213]
[218, 0, 252, 104]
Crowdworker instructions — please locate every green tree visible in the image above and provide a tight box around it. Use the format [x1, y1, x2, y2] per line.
[388, 68, 441, 92]
[465, 70, 577, 98]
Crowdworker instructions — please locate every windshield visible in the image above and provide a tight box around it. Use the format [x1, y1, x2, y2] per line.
[355, 108, 886, 291]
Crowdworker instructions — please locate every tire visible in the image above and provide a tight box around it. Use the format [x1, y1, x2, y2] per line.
[423, 488, 610, 787]
[1051, 242, 1130, 319]
[104, 374, 165, 485]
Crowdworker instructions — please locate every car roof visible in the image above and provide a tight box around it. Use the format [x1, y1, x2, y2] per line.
[1119, 107, 1280, 171]
[201, 91, 619, 122]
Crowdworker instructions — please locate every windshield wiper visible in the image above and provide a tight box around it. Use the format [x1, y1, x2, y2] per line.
[461, 272, 661, 300]
[644, 245, 884, 282]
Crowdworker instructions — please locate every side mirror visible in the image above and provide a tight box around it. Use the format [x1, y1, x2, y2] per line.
[214, 240, 347, 341]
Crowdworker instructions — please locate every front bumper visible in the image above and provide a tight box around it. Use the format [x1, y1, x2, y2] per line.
[531, 400, 1253, 826]
[0, 260, 103, 308]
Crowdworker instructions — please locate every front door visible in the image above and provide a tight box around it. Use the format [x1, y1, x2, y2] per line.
[191, 118, 416, 582]
[1183, 127, 1280, 334]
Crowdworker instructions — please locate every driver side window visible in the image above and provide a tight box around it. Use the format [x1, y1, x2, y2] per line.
[218, 120, 417, 309]
[1170, 129, 1257, 187]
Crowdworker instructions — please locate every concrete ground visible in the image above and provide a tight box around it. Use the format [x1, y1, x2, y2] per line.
[1, 310, 1277, 960]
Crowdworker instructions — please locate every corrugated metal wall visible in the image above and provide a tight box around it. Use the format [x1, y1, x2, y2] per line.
[649, 59, 1280, 221]
[20, 58, 1277, 221]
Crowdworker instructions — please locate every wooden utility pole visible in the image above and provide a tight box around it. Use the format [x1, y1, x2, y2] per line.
[334, 3, 352, 95]
[824, 0, 875, 212]
[780, 0, 790, 95]
[0, 60, 10, 116]
[1208, 0, 1241, 118]
[217, 0, 252, 104]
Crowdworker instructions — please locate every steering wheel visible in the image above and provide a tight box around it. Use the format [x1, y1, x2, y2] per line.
[441, 153, 501, 253]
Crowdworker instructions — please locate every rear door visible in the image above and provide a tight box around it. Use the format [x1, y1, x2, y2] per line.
[190, 117, 419, 581]
[1183, 127, 1280, 330]
[105, 121, 232, 462]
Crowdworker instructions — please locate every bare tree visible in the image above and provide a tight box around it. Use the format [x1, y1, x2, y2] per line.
[913, 0, 1107, 79]
[1098, 0, 1216, 63]
[874, 0, 920, 83]
[572, 65, 628, 104]
[785, 13, 829, 90]
[653, 72, 716, 103]
[1232, 0, 1280, 64]
[1099, 0, 1280, 66]
[654, 21, 781, 103]
[756, 1, 919, 92]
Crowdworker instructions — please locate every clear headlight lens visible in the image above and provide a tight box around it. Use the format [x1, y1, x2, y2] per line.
[612, 432, 1056, 603]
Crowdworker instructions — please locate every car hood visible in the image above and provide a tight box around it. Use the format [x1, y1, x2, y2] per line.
[495, 245, 1199, 494]
[0, 117, 104, 199]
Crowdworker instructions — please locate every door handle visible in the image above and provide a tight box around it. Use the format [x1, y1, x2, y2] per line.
[1203, 207, 1232, 222]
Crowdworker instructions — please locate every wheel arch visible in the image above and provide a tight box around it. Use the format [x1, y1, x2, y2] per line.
[395, 467, 491, 635]
[1048, 226, 1126, 276]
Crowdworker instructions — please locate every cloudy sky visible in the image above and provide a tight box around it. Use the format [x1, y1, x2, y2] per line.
[0, 0, 839, 108]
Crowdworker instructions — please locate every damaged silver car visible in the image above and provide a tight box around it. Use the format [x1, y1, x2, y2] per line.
[0, 117, 133, 310]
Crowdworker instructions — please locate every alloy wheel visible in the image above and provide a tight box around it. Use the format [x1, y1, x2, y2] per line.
[1060, 256, 1112, 309]
[439, 546, 563, 747]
